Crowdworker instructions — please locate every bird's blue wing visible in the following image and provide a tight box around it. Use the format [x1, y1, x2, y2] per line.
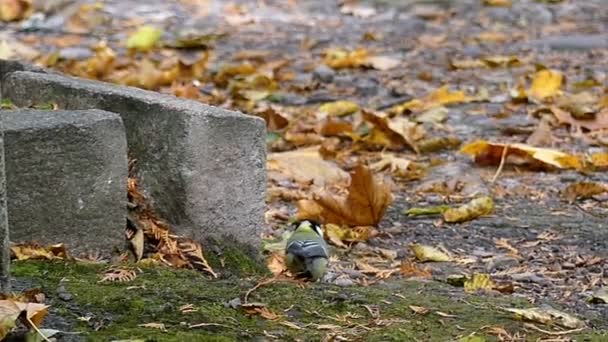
[286, 239, 328, 259]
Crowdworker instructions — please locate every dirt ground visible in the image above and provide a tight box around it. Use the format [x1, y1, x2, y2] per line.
[2, 0, 608, 340]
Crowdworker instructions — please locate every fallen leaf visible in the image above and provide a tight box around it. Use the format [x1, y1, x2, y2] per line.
[529, 69, 563, 100]
[268, 147, 350, 186]
[426, 85, 470, 107]
[98, 267, 138, 283]
[443, 196, 494, 223]
[505, 307, 585, 329]
[138, 322, 168, 332]
[127, 26, 162, 51]
[400, 261, 432, 279]
[366, 56, 400, 70]
[414, 106, 449, 123]
[297, 164, 393, 226]
[589, 288, 608, 304]
[324, 223, 378, 247]
[0, 299, 48, 340]
[370, 154, 412, 176]
[410, 305, 430, 315]
[589, 152, 608, 168]
[323, 48, 369, 69]
[10, 243, 67, 261]
[464, 273, 495, 293]
[318, 100, 360, 118]
[267, 253, 286, 276]
[410, 244, 451, 262]
[482, 0, 511, 7]
[404, 205, 451, 217]
[550, 106, 608, 131]
[362, 110, 421, 152]
[460, 140, 582, 170]
[562, 182, 607, 203]
[0, 0, 32, 21]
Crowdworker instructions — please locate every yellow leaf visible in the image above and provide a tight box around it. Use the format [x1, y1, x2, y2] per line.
[127, 26, 162, 51]
[323, 48, 369, 69]
[318, 100, 359, 118]
[410, 244, 451, 262]
[297, 164, 393, 226]
[268, 147, 350, 186]
[443, 196, 494, 223]
[362, 111, 420, 152]
[505, 307, 585, 329]
[324, 223, 378, 247]
[0, 299, 48, 340]
[464, 273, 495, 293]
[482, 0, 512, 6]
[426, 85, 470, 106]
[529, 69, 563, 100]
[589, 152, 608, 168]
[460, 140, 582, 170]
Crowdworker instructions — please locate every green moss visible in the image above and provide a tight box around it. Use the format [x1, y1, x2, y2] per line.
[9, 261, 606, 341]
[203, 237, 269, 277]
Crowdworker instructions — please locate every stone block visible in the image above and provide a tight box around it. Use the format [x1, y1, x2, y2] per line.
[1, 109, 127, 255]
[1, 70, 266, 248]
[0, 119, 8, 291]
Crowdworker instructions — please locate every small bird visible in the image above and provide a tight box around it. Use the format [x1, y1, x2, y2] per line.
[284, 220, 329, 281]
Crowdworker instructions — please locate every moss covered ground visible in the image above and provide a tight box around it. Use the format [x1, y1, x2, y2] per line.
[10, 260, 607, 341]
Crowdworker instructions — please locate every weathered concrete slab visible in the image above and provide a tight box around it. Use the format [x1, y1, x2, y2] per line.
[1, 69, 266, 248]
[1, 109, 127, 256]
[0, 118, 8, 292]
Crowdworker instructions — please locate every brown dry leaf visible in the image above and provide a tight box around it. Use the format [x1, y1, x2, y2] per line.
[0, 299, 48, 340]
[319, 119, 354, 137]
[242, 304, 280, 321]
[529, 69, 564, 101]
[297, 164, 393, 226]
[410, 244, 451, 262]
[550, 105, 608, 131]
[562, 182, 607, 203]
[256, 106, 289, 131]
[362, 110, 421, 152]
[138, 322, 168, 332]
[474, 31, 510, 43]
[460, 140, 582, 170]
[399, 260, 432, 279]
[354, 260, 397, 279]
[0, 0, 32, 21]
[10, 243, 67, 261]
[179, 240, 218, 278]
[464, 273, 495, 293]
[410, 305, 431, 315]
[556, 92, 599, 120]
[267, 252, 286, 276]
[443, 196, 494, 223]
[526, 116, 554, 146]
[268, 147, 350, 187]
[98, 267, 138, 283]
[505, 307, 585, 329]
[370, 154, 412, 176]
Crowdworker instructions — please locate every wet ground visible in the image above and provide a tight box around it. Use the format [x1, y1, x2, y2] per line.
[2, 0, 608, 339]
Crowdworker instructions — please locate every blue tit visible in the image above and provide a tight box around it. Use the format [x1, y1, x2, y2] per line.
[284, 220, 329, 281]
